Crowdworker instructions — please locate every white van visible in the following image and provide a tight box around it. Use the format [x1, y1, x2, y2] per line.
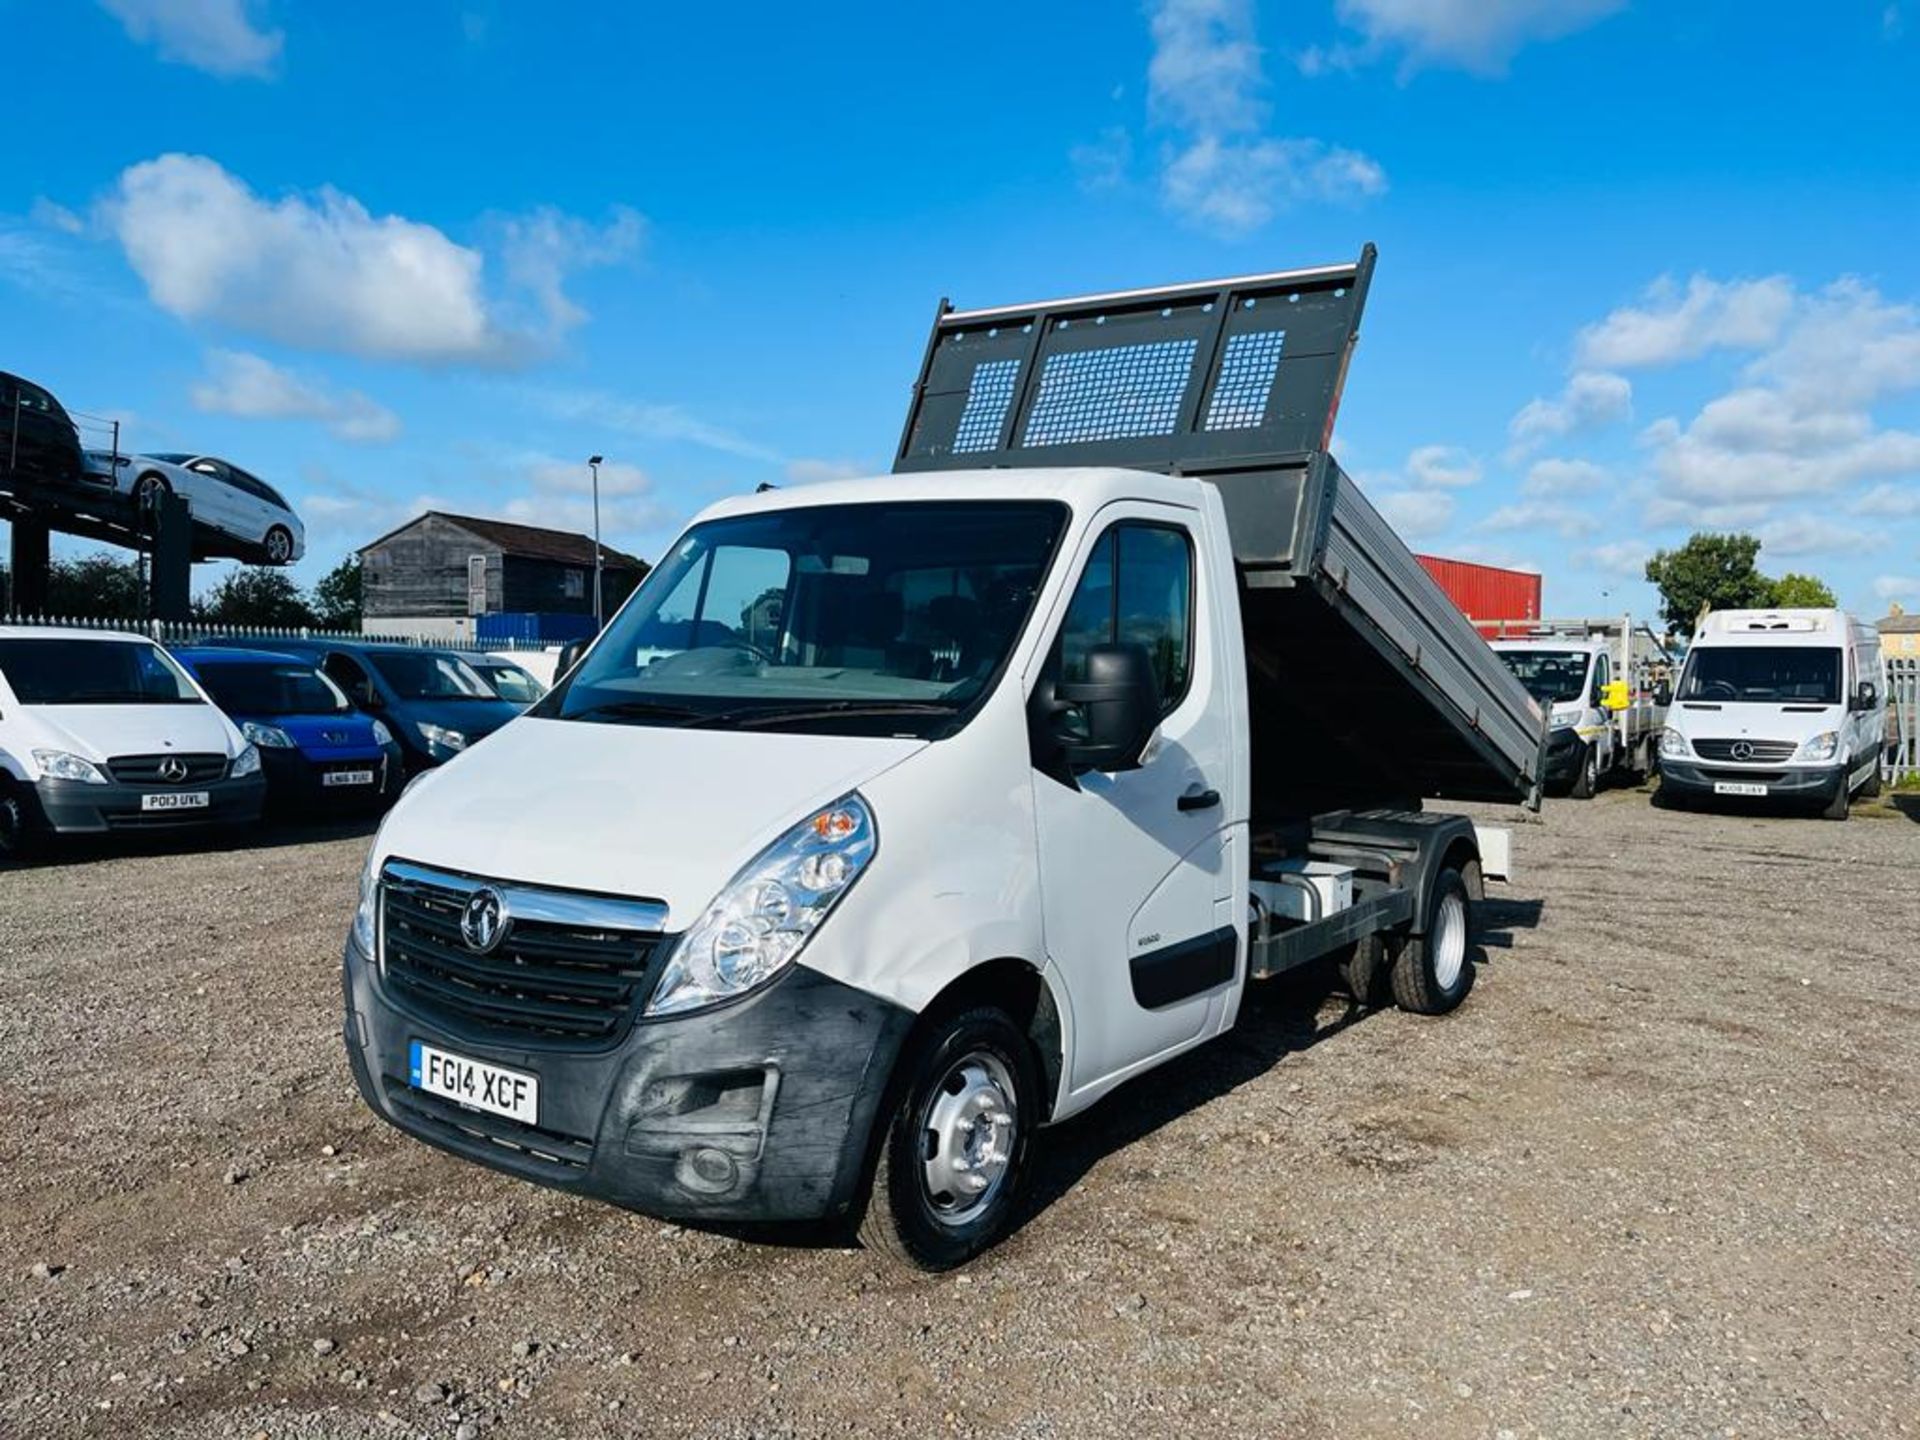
[0, 626, 266, 858]
[1657, 608, 1886, 820]
[337, 254, 1543, 1268]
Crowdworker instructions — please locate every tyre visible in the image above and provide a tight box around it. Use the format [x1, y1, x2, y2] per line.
[1389, 867, 1475, 1016]
[858, 1005, 1036, 1271]
[1334, 933, 1389, 1007]
[134, 471, 171, 508]
[1821, 771, 1851, 821]
[263, 525, 294, 565]
[1569, 743, 1599, 800]
[1861, 757, 1883, 800]
[0, 780, 41, 862]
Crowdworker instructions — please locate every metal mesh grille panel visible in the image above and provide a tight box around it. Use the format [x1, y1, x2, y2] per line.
[951, 358, 1021, 454]
[1204, 329, 1287, 431]
[1021, 339, 1199, 448]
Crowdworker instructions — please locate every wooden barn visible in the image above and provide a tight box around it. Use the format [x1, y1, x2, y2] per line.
[358, 511, 649, 640]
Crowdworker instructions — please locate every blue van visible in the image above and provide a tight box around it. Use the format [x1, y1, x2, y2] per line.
[173, 647, 403, 811]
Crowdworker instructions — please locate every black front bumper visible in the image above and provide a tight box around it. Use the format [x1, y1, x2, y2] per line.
[342, 939, 915, 1223]
[1657, 759, 1844, 802]
[34, 773, 267, 835]
[1543, 728, 1587, 784]
[260, 746, 402, 810]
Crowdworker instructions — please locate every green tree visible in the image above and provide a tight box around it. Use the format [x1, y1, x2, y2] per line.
[46, 553, 146, 618]
[1769, 572, 1837, 609]
[1644, 533, 1776, 637]
[197, 567, 316, 628]
[310, 555, 363, 631]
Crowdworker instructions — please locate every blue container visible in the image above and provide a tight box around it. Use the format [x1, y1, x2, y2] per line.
[475, 612, 598, 646]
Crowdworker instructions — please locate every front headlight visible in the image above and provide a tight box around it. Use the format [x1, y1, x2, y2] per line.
[1798, 730, 1840, 762]
[31, 749, 108, 784]
[242, 721, 296, 749]
[351, 849, 379, 955]
[1550, 713, 1578, 730]
[230, 744, 262, 778]
[418, 722, 466, 752]
[370, 719, 395, 746]
[647, 795, 877, 1017]
[1658, 727, 1689, 758]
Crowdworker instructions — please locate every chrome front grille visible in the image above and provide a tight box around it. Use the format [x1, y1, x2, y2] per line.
[107, 753, 228, 785]
[1691, 738, 1799, 764]
[378, 860, 668, 1045]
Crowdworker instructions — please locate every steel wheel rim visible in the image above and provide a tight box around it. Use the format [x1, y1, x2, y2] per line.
[919, 1050, 1018, 1226]
[1432, 890, 1467, 991]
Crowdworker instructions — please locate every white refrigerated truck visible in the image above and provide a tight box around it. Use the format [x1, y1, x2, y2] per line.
[341, 248, 1547, 1267]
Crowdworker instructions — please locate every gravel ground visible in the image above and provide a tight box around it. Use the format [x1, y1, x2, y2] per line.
[2, 786, 1917, 1440]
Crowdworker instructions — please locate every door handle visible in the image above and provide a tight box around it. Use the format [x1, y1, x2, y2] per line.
[1177, 787, 1220, 812]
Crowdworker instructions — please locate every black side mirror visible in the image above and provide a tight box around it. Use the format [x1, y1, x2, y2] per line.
[1852, 681, 1878, 712]
[1040, 643, 1162, 776]
[556, 639, 588, 676]
[1654, 679, 1673, 706]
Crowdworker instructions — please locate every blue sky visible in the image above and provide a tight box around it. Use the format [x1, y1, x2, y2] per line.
[3, 0, 1917, 620]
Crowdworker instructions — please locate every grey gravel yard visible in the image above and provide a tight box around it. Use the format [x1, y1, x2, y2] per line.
[2, 788, 1917, 1439]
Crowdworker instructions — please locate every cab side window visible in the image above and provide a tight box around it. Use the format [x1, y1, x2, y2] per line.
[1057, 522, 1193, 715]
[1593, 652, 1611, 700]
[323, 653, 376, 708]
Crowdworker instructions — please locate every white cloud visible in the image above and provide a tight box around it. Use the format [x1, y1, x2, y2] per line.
[107, 154, 638, 364]
[1479, 500, 1600, 539]
[1755, 514, 1887, 560]
[1850, 482, 1920, 518]
[528, 387, 783, 466]
[29, 198, 85, 235]
[1577, 275, 1795, 370]
[1523, 457, 1612, 496]
[1070, 128, 1133, 191]
[785, 458, 871, 484]
[1644, 388, 1920, 504]
[1142, 0, 1386, 235]
[1642, 494, 1777, 531]
[1746, 278, 1920, 408]
[499, 454, 667, 541]
[189, 348, 399, 442]
[1373, 488, 1455, 538]
[1331, 0, 1625, 74]
[1406, 443, 1482, 488]
[1873, 574, 1919, 601]
[99, 0, 282, 79]
[1507, 370, 1631, 454]
[1578, 538, 1653, 579]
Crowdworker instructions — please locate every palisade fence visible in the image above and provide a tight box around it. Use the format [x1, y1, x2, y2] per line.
[0, 612, 556, 653]
[1889, 656, 1919, 785]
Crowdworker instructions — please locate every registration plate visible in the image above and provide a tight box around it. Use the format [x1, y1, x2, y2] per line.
[323, 769, 375, 787]
[141, 791, 209, 811]
[1713, 781, 1769, 797]
[409, 1041, 538, 1125]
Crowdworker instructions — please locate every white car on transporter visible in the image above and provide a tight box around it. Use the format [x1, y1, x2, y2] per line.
[83, 450, 306, 565]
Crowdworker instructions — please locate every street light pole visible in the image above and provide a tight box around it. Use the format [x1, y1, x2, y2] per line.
[587, 454, 604, 629]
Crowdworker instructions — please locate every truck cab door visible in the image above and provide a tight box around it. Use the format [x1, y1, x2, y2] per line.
[1029, 506, 1239, 1100]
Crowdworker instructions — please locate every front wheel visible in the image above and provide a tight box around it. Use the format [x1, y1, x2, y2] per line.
[134, 472, 171, 508]
[0, 780, 41, 862]
[1389, 867, 1475, 1016]
[1821, 771, 1852, 821]
[858, 1006, 1036, 1271]
[1569, 743, 1599, 800]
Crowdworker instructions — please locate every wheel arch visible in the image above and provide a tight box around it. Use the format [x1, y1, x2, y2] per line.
[907, 956, 1065, 1126]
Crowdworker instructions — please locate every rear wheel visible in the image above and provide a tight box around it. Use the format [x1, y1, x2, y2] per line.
[1389, 868, 1475, 1016]
[858, 1006, 1036, 1271]
[1335, 934, 1389, 1007]
[263, 526, 294, 565]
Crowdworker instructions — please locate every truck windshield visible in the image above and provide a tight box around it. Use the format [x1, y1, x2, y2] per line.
[548, 500, 1069, 738]
[0, 639, 203, 705]
[1496, 649, 1591, 706]
[1678, 646, 1842, 704]
[195, 661, 350, 716]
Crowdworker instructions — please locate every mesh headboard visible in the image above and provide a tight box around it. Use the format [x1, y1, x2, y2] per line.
[894, 245, 1374, 475]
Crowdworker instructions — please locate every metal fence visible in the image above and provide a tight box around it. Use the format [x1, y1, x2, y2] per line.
[0, 612, 555, 653]
[1889, 656, 1919, 785]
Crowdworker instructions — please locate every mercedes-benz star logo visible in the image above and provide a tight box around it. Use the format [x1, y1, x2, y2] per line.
[460, 888, 508, 954]
[1730, 740, 1756, 761]
[157, 756, 190, 783]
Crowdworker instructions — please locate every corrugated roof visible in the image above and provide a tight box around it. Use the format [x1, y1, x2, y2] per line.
[360, 511, 648, 570]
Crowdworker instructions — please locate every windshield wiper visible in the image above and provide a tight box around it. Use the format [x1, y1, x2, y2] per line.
[712, 700, 960, 730]
[565, 698, 714, 724]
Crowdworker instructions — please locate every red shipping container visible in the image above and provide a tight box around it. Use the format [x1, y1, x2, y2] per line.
[1416, 554, 1541, 630]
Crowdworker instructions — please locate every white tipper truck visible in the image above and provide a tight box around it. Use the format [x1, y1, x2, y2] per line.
[1489, 616, 1673, 797]
[341, 247, 1547, 1268]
